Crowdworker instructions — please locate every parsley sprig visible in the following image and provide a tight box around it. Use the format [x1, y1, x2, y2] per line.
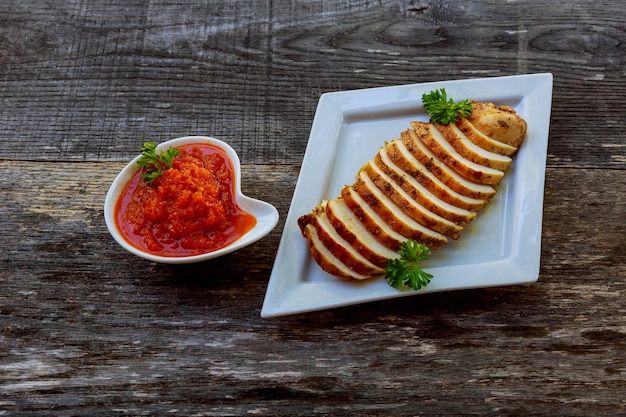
[384, 240, 433, 290]
[421, 88, 473, 124]
[136, 141, 181, 184]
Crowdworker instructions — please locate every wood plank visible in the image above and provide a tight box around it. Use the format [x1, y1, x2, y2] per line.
[0, 1, 624, 168]
[1, 161, 624, 415]
[4, 161, 624, 276]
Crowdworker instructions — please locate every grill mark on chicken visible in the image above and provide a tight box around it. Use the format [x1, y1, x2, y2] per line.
[298, 101, 527, 281]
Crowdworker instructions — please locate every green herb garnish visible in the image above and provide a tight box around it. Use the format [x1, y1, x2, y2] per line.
[136, 141, 181, 184]
[421, 88, 473, 124]
[385, 240, 433, 290]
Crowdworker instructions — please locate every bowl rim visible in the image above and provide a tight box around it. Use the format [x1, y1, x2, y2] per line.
[104, 135, 278, 263]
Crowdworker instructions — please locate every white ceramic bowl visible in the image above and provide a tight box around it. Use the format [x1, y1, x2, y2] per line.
[104, 136, 279, 263]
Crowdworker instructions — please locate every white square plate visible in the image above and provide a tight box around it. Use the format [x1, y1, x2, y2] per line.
[261, 73, 553, 318]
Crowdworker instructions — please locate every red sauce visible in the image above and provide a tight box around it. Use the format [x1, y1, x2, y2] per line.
[114, 143, 256, 257]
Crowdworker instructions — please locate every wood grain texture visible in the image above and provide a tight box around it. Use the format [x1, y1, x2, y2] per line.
[1, 0, 625, 415]
[0, 1, 624, 166]
[2, 162, 625, 415]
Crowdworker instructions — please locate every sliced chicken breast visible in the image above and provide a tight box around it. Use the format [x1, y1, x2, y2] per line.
[298, 100, 527, 281]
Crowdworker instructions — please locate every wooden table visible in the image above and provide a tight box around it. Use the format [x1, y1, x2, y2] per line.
[2, 1, 624, 415]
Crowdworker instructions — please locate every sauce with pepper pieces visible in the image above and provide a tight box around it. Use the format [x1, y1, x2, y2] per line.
[115, 143, 256, 257]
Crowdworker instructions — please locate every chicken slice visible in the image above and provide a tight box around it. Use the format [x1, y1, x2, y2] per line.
[467, 102, 527, 148]
[456, 118, 518, 156]
[436, 123, 513, 171]
[342, 182, 448, 250]
[401, 129, 497, 200]
[371, 150, 476, 227]
[355, 165, 462, 239]
[382, 139, 487, 211]
[301, 223, 370, 281]
[411, 122, 505, 185]
[343, 176, 411, 250]
[313, 211, 384, 276]
[325, 198, 398, 268]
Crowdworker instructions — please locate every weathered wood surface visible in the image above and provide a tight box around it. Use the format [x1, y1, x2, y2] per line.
[1, 1, 625, 416]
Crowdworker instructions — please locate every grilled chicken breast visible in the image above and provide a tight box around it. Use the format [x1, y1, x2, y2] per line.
[298, 101, 528, 281]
